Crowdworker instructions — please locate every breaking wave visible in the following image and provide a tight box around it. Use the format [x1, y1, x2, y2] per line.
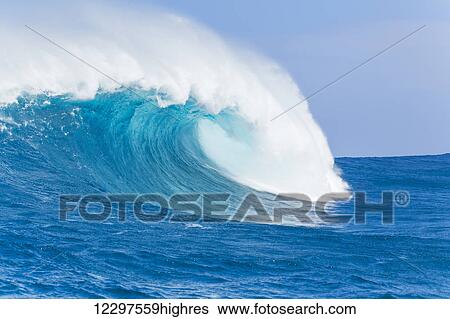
[0, 2, 347, 199]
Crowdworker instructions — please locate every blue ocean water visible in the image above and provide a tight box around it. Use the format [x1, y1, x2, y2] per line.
[0, 91, 449, 298]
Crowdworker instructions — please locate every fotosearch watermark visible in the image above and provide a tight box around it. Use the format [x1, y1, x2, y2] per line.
[59, 191, 410, 225]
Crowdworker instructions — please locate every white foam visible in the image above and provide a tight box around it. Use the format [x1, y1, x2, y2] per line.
[0, 1, 347, 198]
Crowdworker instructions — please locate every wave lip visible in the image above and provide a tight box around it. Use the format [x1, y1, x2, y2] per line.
[0, 3, 347, 198]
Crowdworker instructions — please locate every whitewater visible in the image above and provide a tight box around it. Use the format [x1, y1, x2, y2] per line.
[0, 2, 346, 199]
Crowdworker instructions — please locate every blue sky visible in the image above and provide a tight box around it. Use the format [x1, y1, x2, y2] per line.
[137, 0, 450, 157]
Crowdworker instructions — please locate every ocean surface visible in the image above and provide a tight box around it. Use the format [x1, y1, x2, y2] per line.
[0, 92, 449, 298]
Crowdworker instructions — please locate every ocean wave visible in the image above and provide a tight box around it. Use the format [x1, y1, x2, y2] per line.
[0, 2, 346, 198]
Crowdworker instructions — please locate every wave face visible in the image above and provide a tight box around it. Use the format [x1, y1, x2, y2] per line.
[0, 91, 247, 195]
[0, 2, 347, 198]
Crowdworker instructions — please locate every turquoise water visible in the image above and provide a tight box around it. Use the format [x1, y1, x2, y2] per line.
[0, 91, 449, 298]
